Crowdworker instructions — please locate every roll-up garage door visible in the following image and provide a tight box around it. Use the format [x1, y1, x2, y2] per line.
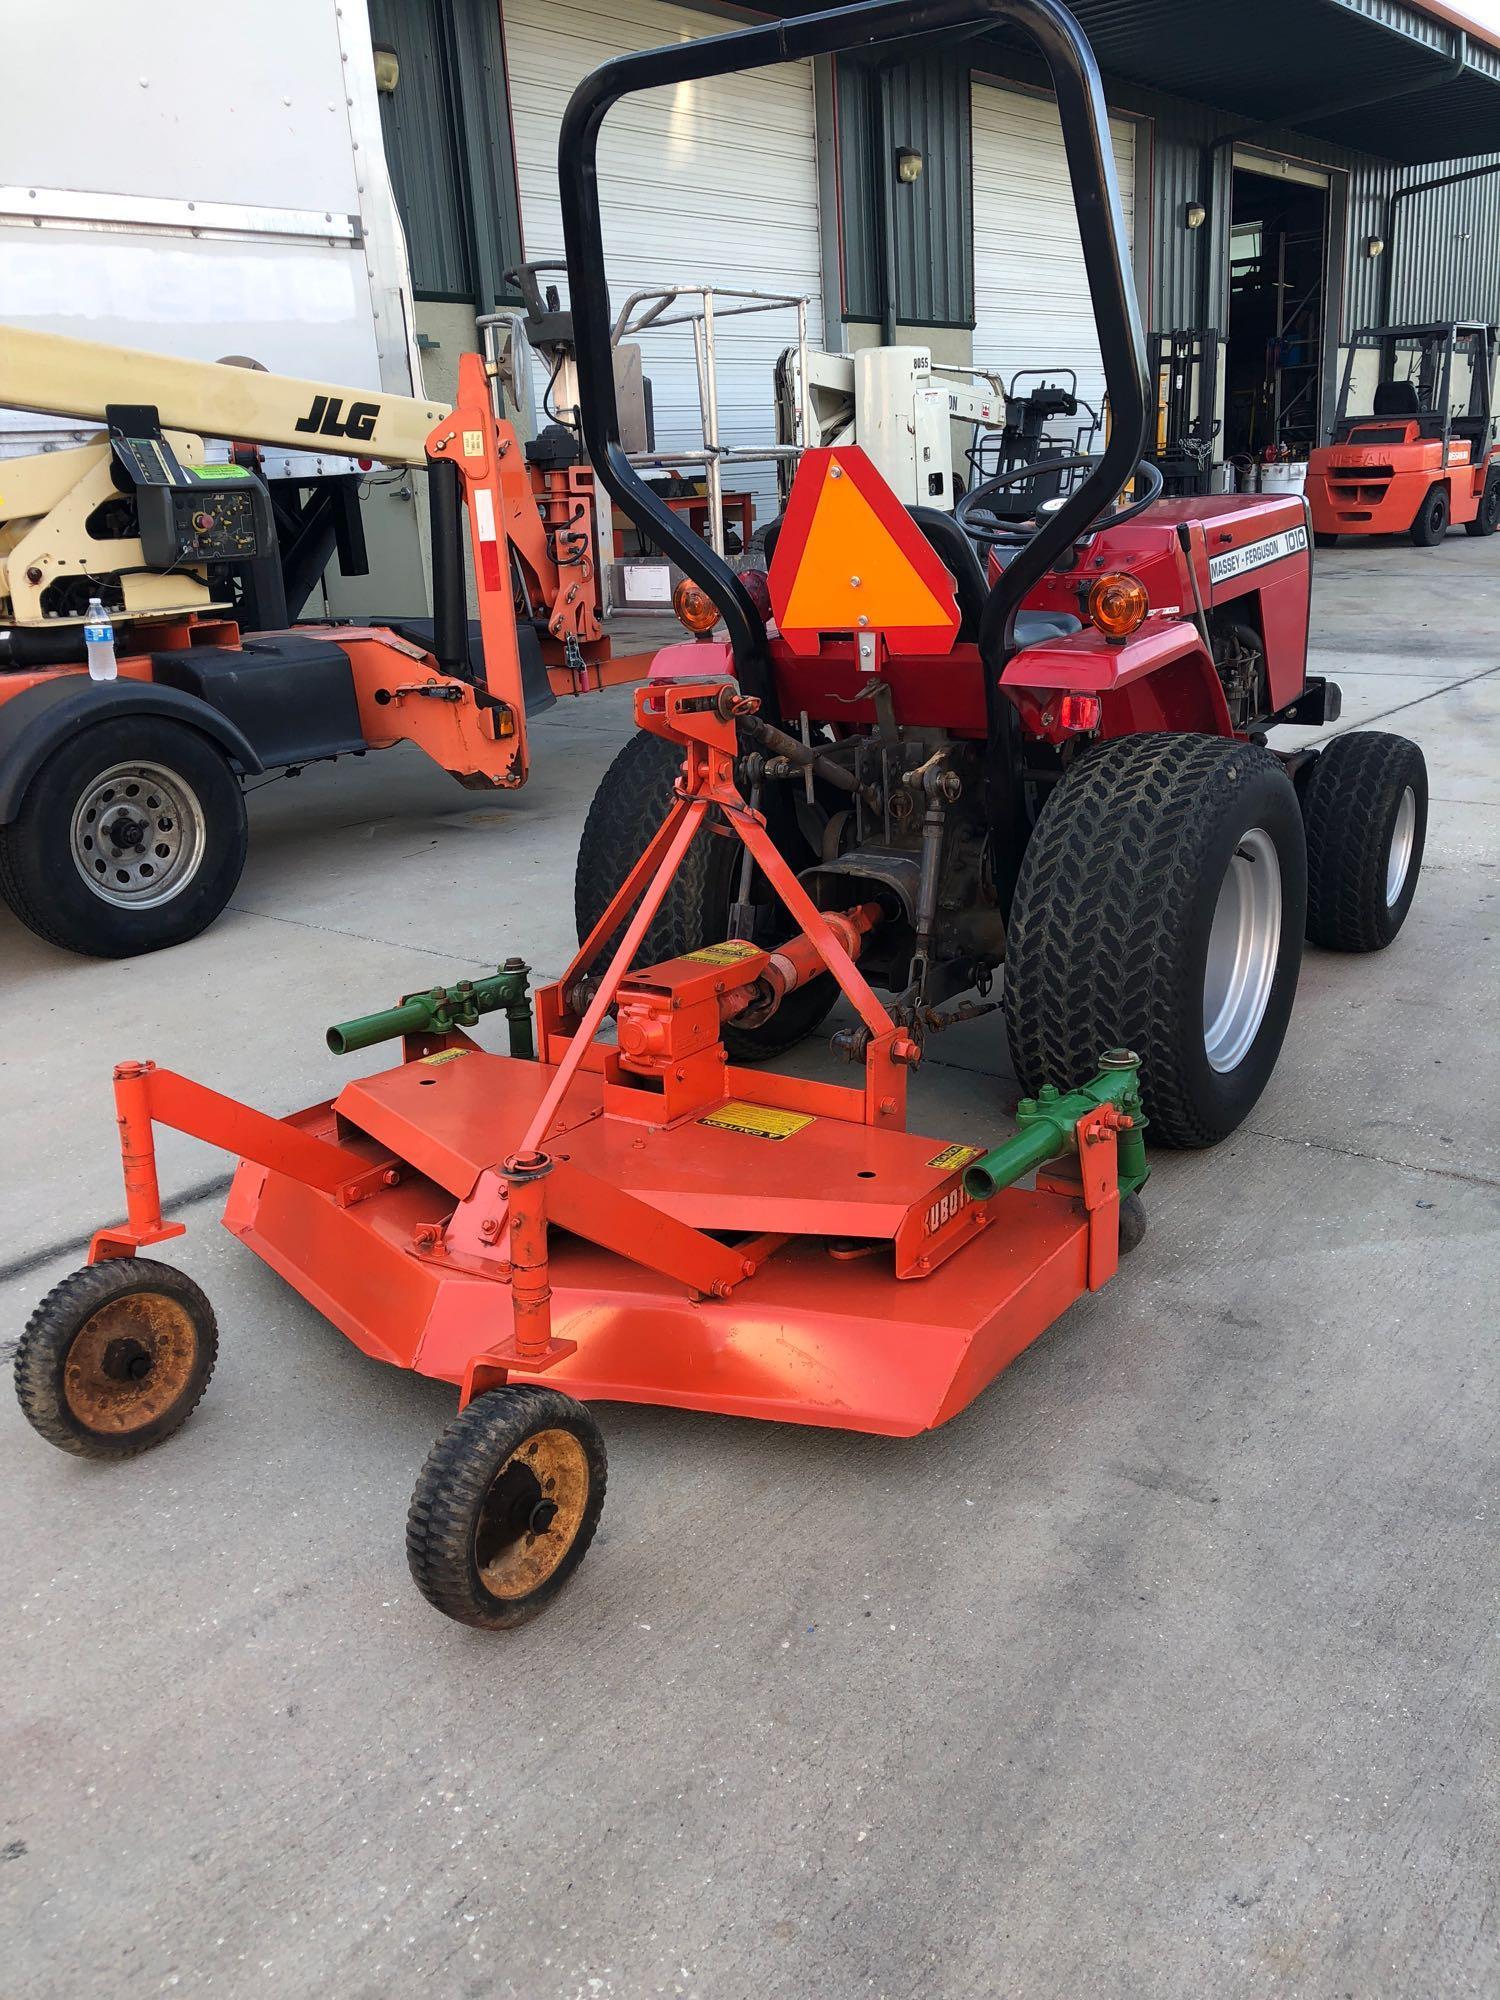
[504, 0, 824, 532]
[971, 80, 1138, 419]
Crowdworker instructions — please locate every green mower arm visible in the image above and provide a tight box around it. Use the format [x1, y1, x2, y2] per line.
[964, 1052, 1148, 1201]
[327, 962, 533, 1058]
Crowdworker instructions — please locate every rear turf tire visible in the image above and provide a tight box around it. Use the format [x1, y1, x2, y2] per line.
[1301, 732, 1427, 951]
[574, 728, 837, 1060]
[407, 1386, 606, 1630]
[1003, 734, 1307, 1150]
[1409, 484, 1450, 547]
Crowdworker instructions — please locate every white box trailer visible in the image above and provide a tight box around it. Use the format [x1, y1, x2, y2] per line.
[0, 0, 431, 612]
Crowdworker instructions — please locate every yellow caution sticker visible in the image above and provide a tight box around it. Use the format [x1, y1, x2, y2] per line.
[700, 1100, 814, 1141]
[417, 1048, 469, 1066]
[927, 1141, 983, 1172]
[461, 427, 485, 458]
[682, 940, 763, 967]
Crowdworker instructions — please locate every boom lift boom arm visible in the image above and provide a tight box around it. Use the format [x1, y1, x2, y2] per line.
[1, 326, 448, 464]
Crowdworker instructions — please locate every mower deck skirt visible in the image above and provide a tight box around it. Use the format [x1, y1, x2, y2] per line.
[219, 1049, 1104, 1439]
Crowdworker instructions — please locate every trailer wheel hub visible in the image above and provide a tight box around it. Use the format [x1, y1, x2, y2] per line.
[71, 761, 206, 909]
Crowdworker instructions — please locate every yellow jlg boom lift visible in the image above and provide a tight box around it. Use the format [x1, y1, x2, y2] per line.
[0, 318, 634, 956]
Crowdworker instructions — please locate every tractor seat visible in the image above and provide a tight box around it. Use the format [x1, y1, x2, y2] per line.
[1373, 380, 1423, 416]
[1012, 610, 1083, 646]
[909, 507, 1081, 649]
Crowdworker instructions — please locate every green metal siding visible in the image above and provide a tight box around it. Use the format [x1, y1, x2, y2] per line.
[369, 0, 523, 307]
[837, 52, 974, 328]
[370, 0, 470, 297]
[448, 0, 525, 308]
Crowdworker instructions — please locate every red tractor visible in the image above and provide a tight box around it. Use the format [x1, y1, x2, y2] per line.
[1306, 321, 1500, 547]
[568, 0, 1430, 1154]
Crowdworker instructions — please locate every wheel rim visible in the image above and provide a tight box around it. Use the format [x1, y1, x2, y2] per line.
[473, 1428, 590, 1599]
[1386, 785, 1417, 906]
[70, 761, 206, 908]
[63, 1292, 199, 1434]
[1203, 826, 1283, 1074]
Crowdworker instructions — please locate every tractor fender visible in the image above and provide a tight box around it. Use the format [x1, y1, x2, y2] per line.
[0, 676, 263, 823]
[1003, 625, 1232, 737]
[1002, 621, 1214, 695]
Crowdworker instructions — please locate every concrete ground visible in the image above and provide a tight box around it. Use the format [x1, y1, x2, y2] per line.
[2, 547, 1496, 1999]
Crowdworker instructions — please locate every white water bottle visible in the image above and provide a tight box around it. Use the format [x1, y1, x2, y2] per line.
[84, 597, 118, 681]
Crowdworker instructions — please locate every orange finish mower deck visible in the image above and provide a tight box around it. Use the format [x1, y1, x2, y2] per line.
[221, 1041, 1117, 1438]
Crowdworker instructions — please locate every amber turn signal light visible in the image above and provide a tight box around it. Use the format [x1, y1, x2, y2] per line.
[1087, 572, 1148, 640]
[672, 578, 720, 634]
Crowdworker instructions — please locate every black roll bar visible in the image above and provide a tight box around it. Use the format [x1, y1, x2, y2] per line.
[556, 0, 1150, 693]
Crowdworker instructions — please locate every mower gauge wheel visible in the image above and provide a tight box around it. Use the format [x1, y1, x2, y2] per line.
[14, 1258, 219, 1459]
[407, 1385, 607, 1630]
[955, 456, 1163, 547]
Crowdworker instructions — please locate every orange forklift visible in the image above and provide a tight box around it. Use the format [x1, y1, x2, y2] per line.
[1306, 320, 1500, 547]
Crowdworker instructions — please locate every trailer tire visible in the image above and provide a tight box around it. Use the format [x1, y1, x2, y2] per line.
[407, 1386, 607, 1630]
[1003, 734, 1306, 1150]
[1301, 732, 1426, 951]
[574, 728, 837, 1060]
[1409, 484, 1450, 547]
[1463, 474, 1500, 538]
[15, 1258, 218, 1460]
[0, 716, 248, 957]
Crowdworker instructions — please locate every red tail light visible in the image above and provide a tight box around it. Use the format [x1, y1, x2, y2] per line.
[1057, 693, 1102, 734]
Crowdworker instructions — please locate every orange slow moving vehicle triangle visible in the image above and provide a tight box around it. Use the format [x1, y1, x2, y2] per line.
[768, 446, 962, 656]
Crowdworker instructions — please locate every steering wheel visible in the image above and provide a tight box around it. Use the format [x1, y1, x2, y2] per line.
[955, 455, 1164, 547]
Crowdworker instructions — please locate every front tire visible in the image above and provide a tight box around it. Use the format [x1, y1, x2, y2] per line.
[574, 729, 836, 1060]
[15, 1259, 218, 1459]
[407, 1387, 607, 1630]
[1463, 474, 1500, 538]
[1313, 530, 1339, 549]
[1003, 735, 1307, 1150]
[1409, 484, 1450, 547]
[1301, 732, 1426, 951]
[0, 716, 248, 957]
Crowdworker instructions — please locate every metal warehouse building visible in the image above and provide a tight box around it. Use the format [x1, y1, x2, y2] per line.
[372, 0, 1500, 499]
